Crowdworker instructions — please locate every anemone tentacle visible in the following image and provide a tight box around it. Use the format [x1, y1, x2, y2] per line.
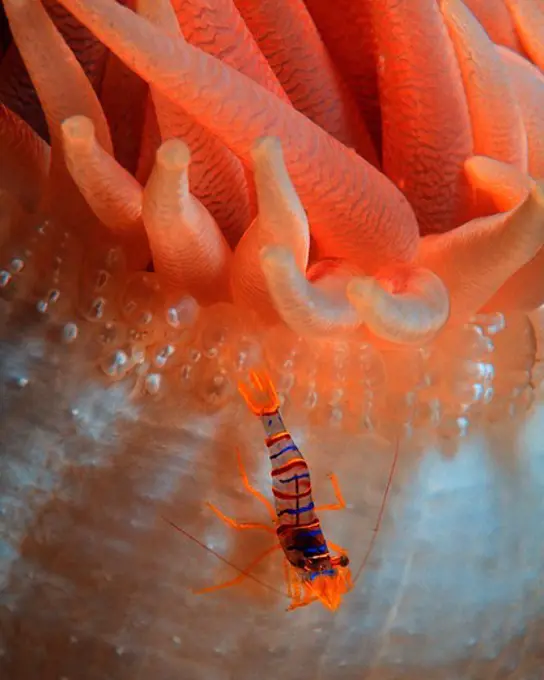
[440, 0, 527, 173]
[371, 0, 473, 234]
[499, 46, 544, 179]
[142, 138, 232, 303]
[55, 0, 420, 272]
[3, 0, 112, 233]
[233, 0, 379, 165]
[418, 182, 544, 322]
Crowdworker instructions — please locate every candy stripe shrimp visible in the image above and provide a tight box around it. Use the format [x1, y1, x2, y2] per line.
[196, 369, 361, 611]
[166, 367, 399, 610]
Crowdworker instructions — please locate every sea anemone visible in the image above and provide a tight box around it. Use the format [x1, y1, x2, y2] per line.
[1, 0, 544, 677]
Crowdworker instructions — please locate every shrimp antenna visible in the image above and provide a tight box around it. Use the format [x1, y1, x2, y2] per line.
[162, 516, 287, 599]
[353, 434, 400, 585]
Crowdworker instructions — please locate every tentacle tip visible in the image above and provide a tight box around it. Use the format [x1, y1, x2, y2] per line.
[463, 155, 488, 173]
[156, 139, 191, 172]
[346, 277, 378, 302]
[531, 179, 544, 206]
[464, 155, 514, 176]
[251, 136, 283, 164]
[61, 115, 96, 144]
[3, 0, 27, 10]
[437, 0, 453, 11]
[259, 245, 297, 274]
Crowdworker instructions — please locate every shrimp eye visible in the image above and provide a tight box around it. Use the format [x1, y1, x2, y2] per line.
[296, 558, 307, 569]
[338, 555, 350, 567]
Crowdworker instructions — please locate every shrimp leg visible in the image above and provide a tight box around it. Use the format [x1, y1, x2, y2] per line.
[194, 544, 281, 594]
[206, 501, 275, 534]
[236, 448, 276, 521]
[283, 558, 293, 599]
[315, 473, 346, 512]
[328, 540, 347, 554]
[286, 575, 318, 611]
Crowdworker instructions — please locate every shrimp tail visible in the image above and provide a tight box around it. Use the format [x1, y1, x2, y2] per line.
[237, 369, 280, 416]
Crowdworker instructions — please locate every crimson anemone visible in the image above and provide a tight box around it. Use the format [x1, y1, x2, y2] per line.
[1, 0, 544, 678]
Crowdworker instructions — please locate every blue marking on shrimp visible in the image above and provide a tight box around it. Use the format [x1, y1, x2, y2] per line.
[303, 545, 329, 555]
[303, 528, 323, 538]
[269, 444, 298, 460]
[308, 569, 336, 581]
[280, 472, 310, 484]
[278, 501, 315, 516]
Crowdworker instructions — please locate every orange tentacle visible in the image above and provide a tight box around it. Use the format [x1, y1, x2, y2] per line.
[499, 47, 544, 179]
[304, 0, 381, 156]
[462, 0, 526, 54]
[372, 0, 473, 234]
[56, 0, 420, 272]
[0, 103, 50, 213]
[3, 0, 112, 234]
[440, 0, 527, 173]
[504, 0, 544, 72]
[234, 0, 379, 165]
[170, 0, 288, 100]
[137, 0, 253, 248]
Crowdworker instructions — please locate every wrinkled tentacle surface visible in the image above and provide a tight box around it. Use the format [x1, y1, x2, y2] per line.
[3, 0, 112, 232]
[419, 182, 544, 322]
[499, 46, 544, 179]
[234, 0, 379, 165]
[142, 138, 232, 303]
[137, 0, 253, 248]
[60, 114, 150, 269]
[440, 0, 527, 172]
[372, 0, 473, 234]
[0, 102, 50, 212]
[463, 0, 526, 53]
[55, 0, 420, 272]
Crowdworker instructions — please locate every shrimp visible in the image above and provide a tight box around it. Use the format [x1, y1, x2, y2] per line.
[188, 369, 398, 612]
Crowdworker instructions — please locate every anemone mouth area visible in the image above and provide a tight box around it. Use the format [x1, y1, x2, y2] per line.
[1, 224, 544, 678]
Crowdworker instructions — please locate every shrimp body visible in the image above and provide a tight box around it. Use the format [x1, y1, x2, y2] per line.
[172, 372, 397, 612]
[239, 371, 352, 611]
[263, 412, 339, 571]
